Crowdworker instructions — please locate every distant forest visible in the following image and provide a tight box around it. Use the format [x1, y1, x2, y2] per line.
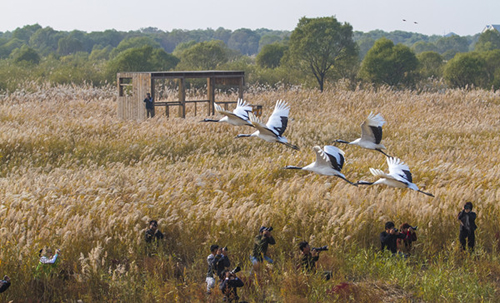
[1, 22, 498, 93]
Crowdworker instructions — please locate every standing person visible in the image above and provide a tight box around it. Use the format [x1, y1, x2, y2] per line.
[144, 93, 155, 118]
[398, 223, 418, 255]
[250, 226, 276, 269]
[458, 201, 477, 251]
[35, 248, 61, 278]
[206, 244, 220, 294]
[0, 275, 10, 294]
[380, 222, 406, 256]
[216, 246, 231, 280]
[145, 220, 164, 256]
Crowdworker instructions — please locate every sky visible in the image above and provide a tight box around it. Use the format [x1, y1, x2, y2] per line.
[1, 0, 499, 36]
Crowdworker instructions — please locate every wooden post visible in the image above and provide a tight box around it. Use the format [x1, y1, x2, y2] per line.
[238, 76, 244, 100]
[178, 77, 186, 118]
[207, 77, 215, 115]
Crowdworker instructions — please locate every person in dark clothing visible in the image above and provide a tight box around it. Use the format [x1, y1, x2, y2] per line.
[216, 247, 231, 280]
[380, 221, 406, 255]
[219, 269, 244, 303]
[458, 201, 477, 251]
[0, 275, 10, 293]
[145, 220, 164, 256]
[250, 226, 276, 269]
[206, 244, 220, 294]
[144, 93, 155, 118]
[398, 223, 418, 255]
[298, 241, 319, 273]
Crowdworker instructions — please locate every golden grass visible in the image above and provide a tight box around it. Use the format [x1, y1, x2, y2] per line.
[0, 83, 500, 301]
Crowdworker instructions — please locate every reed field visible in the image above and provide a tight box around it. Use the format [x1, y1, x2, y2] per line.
[1, 82, 500, 302]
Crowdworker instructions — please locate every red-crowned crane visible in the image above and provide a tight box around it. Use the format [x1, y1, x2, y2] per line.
[335, 112, 390, 157]
[356, 157, 434, 197]
[285, 145, 357, 186]
[236, 100, 299, 150]
[201, 99, 253, 126]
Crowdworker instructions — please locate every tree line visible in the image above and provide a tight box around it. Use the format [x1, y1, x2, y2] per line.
[0, 20, 499, 93]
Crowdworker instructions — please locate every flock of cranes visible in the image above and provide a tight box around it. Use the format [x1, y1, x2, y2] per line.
[202, 99, 434, 197]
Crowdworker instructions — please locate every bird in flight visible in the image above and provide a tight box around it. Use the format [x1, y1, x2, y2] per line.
[201, 98, 253, 126]
[335, 112, 390, 157]
[236, 100, 299, 150]
[356, 157, 434, 197]
[285, 145, 357, 186]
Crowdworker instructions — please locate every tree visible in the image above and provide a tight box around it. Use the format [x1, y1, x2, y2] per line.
[106, 45, 179, 81]
[360, 38, 418, 87]
[474, 30, 500, 52]
[256, 43, 287, 69]
[13, 45, 40, 65]
[228, 29, 260, 55]
[109, 36, 162, 58]
[412, 41, 438, 54]
[479, 49, 500, 89]
[435, 35, 469, 54]
[177, 40, 232, 70]
[287, 16, 358, 91]
[417, 51, 444, 79]
[443, 52, 487, 88]
[57, 36, 84, 55]
[29, 26, 63, 55]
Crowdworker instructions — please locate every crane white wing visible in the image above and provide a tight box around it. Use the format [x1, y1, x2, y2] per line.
[386, 157, 413, 183]
[214, 103, 233, 117]
[313, 146, 331, 168]
[323, 145, 345, 172]
[232, 99, 252, 120]
[360, 112, 385, 145]
[265, 100, 290, 137]
[249, 112, 277, 138]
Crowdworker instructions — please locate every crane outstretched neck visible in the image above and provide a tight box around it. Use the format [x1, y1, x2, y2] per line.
[235, 134, 252, 138]
[201, 119, 220, 123]
[356, 180, 374, 186]
[339, 176, 358, 186]
[335, 139, 351, 144]
[284, 166, 303, 170]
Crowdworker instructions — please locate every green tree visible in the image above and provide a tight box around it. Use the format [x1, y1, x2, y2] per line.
[417, 51, 444, 79]
[256, 43, 287, 69]
[109, 36, 161, 58]
[57, 36, 84, 55]
[443, 52, 487, 88]
[357, 37, 375, 59]
[29, 26, 63, 55]
[412, 41, 438, 54]
[287, 16, 358, 91]
[12, 24, 42, 43]
[12, 45, 40, 65]
[435, 35, 469, 54]
[176, 40, 232, 70]
[0, 38, 25, 58]
[228, 28, 259, 55]
[479, 49, 500, 89]
[474, 30, 500, 52]
[360, 38, 419, 87]
[106, 45, 179, 81]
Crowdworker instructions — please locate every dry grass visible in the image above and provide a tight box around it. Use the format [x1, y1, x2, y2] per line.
[0, 83, 499, 301]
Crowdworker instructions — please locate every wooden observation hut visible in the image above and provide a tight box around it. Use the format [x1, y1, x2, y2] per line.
[117, 70, 248, 121]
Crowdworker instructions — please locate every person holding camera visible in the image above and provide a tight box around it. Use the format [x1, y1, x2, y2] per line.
[35, 248, 61, 278]
[298, 241, 331, 280]
[458, 201, 477, 251]
[0, 275, 11, 294]
[144, 93, 155, 118]
[250, 226, 276, 268]
[380, 222, 406, 255]
[216, 247, 231, 280]
[398, 223, 418, 255]
[219, 268, 244, 303]
[145, 220, 164, 256]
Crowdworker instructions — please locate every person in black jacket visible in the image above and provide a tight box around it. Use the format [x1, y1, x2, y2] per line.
[298, 241, 319, 273]
[219, 269, 244, 303]
[144, 93, 155, 118]
[380, 221, 406, 255]
[0, 275, 11, 294]
[458, 201, 477, 251]
[216, 247, 231, 280]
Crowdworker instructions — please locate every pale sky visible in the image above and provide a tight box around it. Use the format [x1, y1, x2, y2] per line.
[1, 0, 498, 36]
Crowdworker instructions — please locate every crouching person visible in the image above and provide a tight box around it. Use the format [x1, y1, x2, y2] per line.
[220, 267, 244, 303]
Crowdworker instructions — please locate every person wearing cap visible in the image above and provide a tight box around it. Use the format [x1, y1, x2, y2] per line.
[458, 201, 477, 251]
[250, 226, 276, 269]
[144, 93, 155, 118]
[145, 220, 164, 256]
[397, 223, 417, 255]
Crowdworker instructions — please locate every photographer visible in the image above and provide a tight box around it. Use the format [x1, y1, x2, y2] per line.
[0, 275, 10, 294]
[380, 222, 406, 256]
[458, 201, 477, 251]
[219, 268, 244, 303]
[298, 241, 331, 280]
[216, 247, 231, 280]
[145, 220, 164, 256]
[398, 223, 418, 255]
[35, 248, 61, 278]
[250, 226, 275, 268]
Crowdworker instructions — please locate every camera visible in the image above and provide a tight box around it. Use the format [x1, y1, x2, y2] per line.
[312, 245, 328, 252]
[393, 228, 399, 233]
[411, 226, 418, 230]
[264, 227, 273, 232]
[230, 266, 241, 275]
